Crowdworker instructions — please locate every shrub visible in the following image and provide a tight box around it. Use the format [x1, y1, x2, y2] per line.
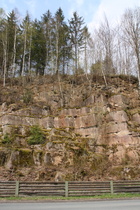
[27, 125, 46, 145]
[2, 133, 12, 144]
[23, 88, 33, 105]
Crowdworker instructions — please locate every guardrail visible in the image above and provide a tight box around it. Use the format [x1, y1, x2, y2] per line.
[0, 180, 140, 197]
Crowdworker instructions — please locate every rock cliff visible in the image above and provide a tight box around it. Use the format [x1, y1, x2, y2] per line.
[0, 75, 140, 181]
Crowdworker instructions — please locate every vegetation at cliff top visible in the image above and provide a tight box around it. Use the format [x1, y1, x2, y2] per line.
[0, 6, 140, 88]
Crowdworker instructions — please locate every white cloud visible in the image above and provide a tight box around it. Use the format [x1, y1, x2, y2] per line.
[25, 0, 36, 18]
[76, 0, 84, 7]
[68, 0, 85, 18]
[9, 0, 16, 3]
[88, 0, 140, 32]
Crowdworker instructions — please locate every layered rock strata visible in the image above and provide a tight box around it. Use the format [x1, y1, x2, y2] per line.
[0, 79, 140, 181]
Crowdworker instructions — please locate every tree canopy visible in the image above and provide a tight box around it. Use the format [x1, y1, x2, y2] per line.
[0, 6, 140, 88]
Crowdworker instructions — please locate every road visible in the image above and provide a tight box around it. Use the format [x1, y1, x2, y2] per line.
[0, 200, 140, 210]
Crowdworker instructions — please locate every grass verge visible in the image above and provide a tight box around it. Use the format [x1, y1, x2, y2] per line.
[0, 193, 140, 202]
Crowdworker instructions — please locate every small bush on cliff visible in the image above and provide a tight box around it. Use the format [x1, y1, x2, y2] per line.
[22, 88, 33, 105]
[2, 133, 12, 144]
[27, 125, 46, 145]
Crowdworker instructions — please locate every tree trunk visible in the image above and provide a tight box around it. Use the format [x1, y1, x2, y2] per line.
[12, 26, 16, 77]
[2, 27, 7, 86]
[28, 32, 32, 75]
[21, 28, 26, 76]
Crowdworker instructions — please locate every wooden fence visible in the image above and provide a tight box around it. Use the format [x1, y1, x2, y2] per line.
[0, 180, 140, 197]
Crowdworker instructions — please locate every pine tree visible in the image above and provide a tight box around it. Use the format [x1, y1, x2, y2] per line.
[7, 10, 19, 77]
[0, 8, 6, 78]
[54, 8, 66, 74]
[69, 12, 85, 74]
[20, 12, 33, 76]
[0, 8, 7, 86]
[42, 10, 53, 74]
[31, 19, 46, 75]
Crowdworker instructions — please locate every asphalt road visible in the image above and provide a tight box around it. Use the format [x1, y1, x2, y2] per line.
[0, 200, 140, 210]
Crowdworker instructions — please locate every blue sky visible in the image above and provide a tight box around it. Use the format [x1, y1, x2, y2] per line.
[1, 0, 140, 32]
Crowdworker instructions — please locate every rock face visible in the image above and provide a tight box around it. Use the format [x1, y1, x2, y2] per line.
[0, 76, 140, 181]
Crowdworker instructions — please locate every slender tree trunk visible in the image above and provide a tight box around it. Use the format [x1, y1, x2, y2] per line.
[48, 30, 54, 74]
[137, 59, 140, 89]
[100, 52, 108, 86]
[75, 42, 78, 74]
[135, 46, 140, 89]
[84, 38, 87, 73]
[28, 32, 32, 75]
[22, 28, 26, 76]
[3, 44, 7, 87]
[45, 41, 49, 74]
[2, 28, 7, 87]
[12, 26, 16, 77]
[84, 37, 92, 90]
[55, 23, 59, 75]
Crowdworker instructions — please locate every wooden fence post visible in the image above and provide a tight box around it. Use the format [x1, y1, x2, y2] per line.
[65, 181, 69, 197]
[110, 180, 114, 194]
[15, 181, 19, 197]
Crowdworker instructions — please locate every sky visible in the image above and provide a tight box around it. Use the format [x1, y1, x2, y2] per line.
[1, 0, 140, 32]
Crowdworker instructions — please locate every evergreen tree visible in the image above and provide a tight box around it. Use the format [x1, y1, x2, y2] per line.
[0, 8, 7, 85]
[54, 8, 66, 74]
[31, 19, 46, 75]
[7, 10, 19, 77]
[69, 12, 85, 74]
[0, 8, 6, 78]
[20, 12, 33, 76]
[42, 8, 72, 75]
[60, 23, 72, 75]
[42, 10, 54, 74]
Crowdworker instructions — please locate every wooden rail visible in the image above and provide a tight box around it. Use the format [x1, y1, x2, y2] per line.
[68, 181, 111, 196]
[0, 180, 140, 197]
[19, 182, 65, 197]
[0, 181, 16, 197]
[113, 180, 140, 193]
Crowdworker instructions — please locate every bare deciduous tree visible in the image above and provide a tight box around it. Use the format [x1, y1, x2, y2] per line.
[97, 15, 115, 75]
[121, 7, 140, 88]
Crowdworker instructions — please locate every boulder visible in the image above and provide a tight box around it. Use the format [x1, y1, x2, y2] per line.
[132, 113, 140, 124]
[109, 94, 129, 108]
[106, 110, 129, 123]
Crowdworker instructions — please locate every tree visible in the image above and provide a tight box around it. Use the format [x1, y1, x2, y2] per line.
[0, 8, 7, 86]
[121, 7, 140, 88]
[114, 29, 133, 75]
[54, 8, 71, 75]
[20, 12, 33, 76]
[58, 18, 72, 75]
[90, 29, 108, 86]
[0, 8, 5, 77]
[83, 26, 90, 74]
[7, 10, 19, 77]
[42, 10, 53, 74]
[69, 12, 85, 74]
[31, 19, 46, 75]
[96, 15, 115, 75]
[54, 8, 63, 74]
